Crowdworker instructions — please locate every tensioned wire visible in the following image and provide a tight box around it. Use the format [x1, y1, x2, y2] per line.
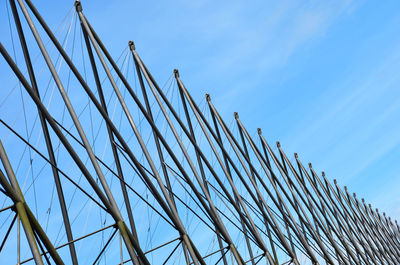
[1, 3, 75, 203]
[0, 5, 75, 110]
[1, 5, 138, 260]
[43, 47, 178, 258]
[109, 92, 238, 260]
[3, 2, 77, 219]
[2, 3, 374, 264]
[1, 4, 76, 261]
[0, 46, 136, 264]
[54, 48, 131, 247]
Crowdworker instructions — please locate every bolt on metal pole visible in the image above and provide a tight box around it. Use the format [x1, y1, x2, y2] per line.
[0, 144, 43, 265]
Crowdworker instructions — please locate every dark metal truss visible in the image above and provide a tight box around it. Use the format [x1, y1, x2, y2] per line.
[0, 1, 398, 264]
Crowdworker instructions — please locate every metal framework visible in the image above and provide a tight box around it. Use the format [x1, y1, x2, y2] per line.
[0, 1, 398, 264]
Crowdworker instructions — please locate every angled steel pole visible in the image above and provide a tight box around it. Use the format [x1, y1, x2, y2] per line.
[17, 1, 151, 263]
[294, 164, 350, 265]
[369, 206, 395, 249]
[198, 96, 299, 263]
[173, 77, 274, 264]
[129, 52, 245, 265]
[310, 169, 369, 251]
[0, 169, 43, 265]
[256, 131, 336, 265]
[375, 210, 400, 253]
[130, 44, 191, 265]
[11, 1, 202, 263]
[15, 0, 123, 229]
[276, 145, 311, 252]
[292, 156, 362, 265]
[263, 143, 297, 259]
[0, 41, 148, 265]
[265, 143, 342, 264]
[388, 217, 400, 240]
[173, 73, 295, 265]
[8, 1, 78, 264]
[0, 139, 61, 265]
[274, 144, 301, 259]
[232, 117, 323, 264]
[17, 1, 201, 262]
[199, 99, 298, 263]
[173, 78, 284, 263]
[80, 21, 139, 243]
[287, 156, 353, 264]
[317, 171, 395, 264]
[306, 162, 380, 264]
[4, 1, 398, 263]
[206, 99, 334, 262]
[0, 45, 70, 265]
[130, 42, 174, 205]
[302, 167, 365, 263]
[373, 207, 400, 253]
[282, 154, 324, 258]
[344, 188, 400, 262]
[131, 59, 282, 265]
[344, 187, 400, 262]
[208, 125, 296, 263]
[208, 106, 256, 265]
[383, 213, 398, 240]
[174, 71, 227, 265]
[77, 8, 204, 265]
[291, 154, 320, 226]
[235, 119, 279, 265]
[318, 174, 344, 263]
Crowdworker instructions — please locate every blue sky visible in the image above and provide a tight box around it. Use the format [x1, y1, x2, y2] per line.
[63, 0, 400, 219]
[0, 0, 400, 263]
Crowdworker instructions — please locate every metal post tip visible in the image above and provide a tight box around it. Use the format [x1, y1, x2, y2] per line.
[173, 69, 179, 78]
[74, 1, 82, 11]
[128, 41, 135, 50]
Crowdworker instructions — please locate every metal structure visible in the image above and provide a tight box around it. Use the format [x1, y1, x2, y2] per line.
[0, 1, 399, 264]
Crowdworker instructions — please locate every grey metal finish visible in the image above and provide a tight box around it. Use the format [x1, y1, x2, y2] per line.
[0, 1, 398, 264]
